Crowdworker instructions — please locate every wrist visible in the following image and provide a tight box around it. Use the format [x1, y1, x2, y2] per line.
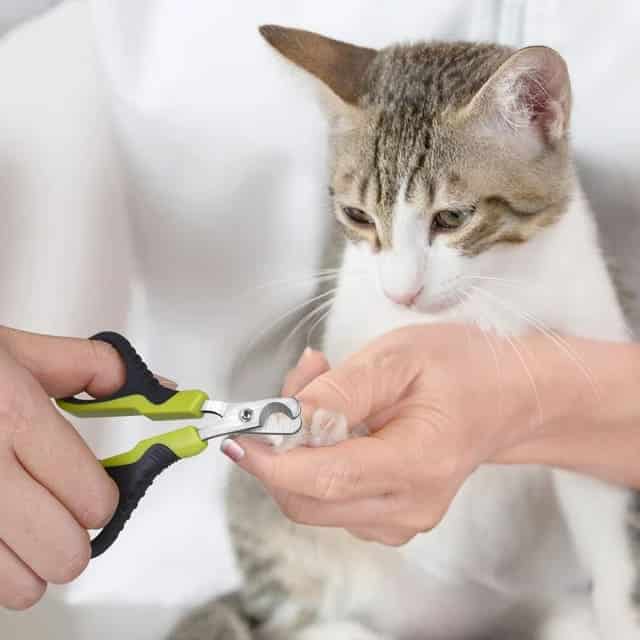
[491, 335, 640, 485]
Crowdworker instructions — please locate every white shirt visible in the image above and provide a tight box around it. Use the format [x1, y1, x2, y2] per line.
[1, 1, 638, 638]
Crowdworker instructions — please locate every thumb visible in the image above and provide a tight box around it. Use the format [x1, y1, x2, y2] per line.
[282, 348, 330, 396]
[0, 326, 126, 398]
[297, 331, 422, 428]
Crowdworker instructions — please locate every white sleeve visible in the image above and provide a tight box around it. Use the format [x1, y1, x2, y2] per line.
[0, 0, 63, 36]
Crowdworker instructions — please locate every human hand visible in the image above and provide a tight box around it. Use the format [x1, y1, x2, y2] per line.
[0, 327, 128, 609]
[224, 324, 538, 546]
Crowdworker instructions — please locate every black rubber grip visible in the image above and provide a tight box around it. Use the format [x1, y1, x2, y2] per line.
[91, 444, 180, 558]
[62, 331, 177, 407]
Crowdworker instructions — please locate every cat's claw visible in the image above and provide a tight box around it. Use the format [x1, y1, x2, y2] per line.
[259, 408, 368, 452]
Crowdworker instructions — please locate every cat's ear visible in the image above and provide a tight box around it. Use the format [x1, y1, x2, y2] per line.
[462, 46, 571, 151]
[259, 25, 376, 128]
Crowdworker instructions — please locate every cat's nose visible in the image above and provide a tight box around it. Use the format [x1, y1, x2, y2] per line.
[383, 286, 423, 307]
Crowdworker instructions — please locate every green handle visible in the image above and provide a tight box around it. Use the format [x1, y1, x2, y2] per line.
[103, 425, 208, 467]
[91, 426, 208, 558]
[57, 389, 209, 420]
[56, 332, 209, 420]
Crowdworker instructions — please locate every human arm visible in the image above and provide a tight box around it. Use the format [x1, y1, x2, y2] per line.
[225, 324, 640, 544]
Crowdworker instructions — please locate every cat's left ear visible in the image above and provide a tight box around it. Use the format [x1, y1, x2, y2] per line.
[461, 46, 571, 151]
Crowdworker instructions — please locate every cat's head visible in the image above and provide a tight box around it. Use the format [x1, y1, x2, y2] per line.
[260, 26, 573, 312]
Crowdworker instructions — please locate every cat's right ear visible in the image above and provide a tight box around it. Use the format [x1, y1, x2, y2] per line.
[259, 25, 376, 129]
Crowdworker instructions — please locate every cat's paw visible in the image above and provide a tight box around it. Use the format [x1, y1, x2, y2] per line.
[307, 408, 349, 446]
[254, 411, 306, 451]
[258, 408, 368, 452]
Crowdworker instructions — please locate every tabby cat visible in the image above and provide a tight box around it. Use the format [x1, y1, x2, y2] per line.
[170, 26, 638, 640]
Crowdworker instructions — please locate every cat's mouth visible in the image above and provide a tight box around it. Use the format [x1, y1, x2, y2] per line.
[384, 286, 459, 314]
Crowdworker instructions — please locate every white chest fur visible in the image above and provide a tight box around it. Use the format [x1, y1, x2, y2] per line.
[319, 187, 633, 639]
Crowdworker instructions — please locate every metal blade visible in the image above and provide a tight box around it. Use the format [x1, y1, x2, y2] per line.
[198, 397, 301, 441]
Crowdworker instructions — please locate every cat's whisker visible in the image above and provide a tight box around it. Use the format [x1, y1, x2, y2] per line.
[470, 284, 601, 397]
[451, 289, 475, 354]
[470, 285, 601, 402]
[469, 286, 544, 427]
[232, 269, 354, 302]
[456, 288, 503, 391]
[236, 287, 340, 365]
[461, 275, 536, 289]
[278, 297, 335, 355]
[306, 307, 333, 348]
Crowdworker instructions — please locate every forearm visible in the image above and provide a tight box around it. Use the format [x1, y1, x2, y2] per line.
[492, 334, 640, 487]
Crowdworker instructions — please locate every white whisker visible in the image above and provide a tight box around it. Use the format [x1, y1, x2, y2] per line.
[469, 286, 544, 427]
[278, 297, 335, 354]
[233, 270, 345, 302]
[470, 285, 601, 402]
[306, 307, 333, 348]
[236, 287, 340, 364]
[461, 275, 535, 289]
[457, 288, 503, 391]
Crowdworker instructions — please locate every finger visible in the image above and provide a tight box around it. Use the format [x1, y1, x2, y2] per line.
[0, 326, 126, 398]
[154, 374, 178, 389]
[0, 451, 91, 584]
[295, 332, 421, 429]
[3, 364, 118, 530]
[346, 526, 417, 547]
[235, 434, 402, 501]
[0, 540, 46, 610]
[271, 487, 397, 528]
[282, 348, 330, 396]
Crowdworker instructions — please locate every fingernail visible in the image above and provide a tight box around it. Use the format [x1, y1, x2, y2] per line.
[154, 374, 178, 389]
[221, 438, 245, 462]
[298, 347, 314, 365]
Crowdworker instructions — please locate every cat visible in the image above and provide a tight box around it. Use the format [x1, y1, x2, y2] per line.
[170, 26, 639, 640]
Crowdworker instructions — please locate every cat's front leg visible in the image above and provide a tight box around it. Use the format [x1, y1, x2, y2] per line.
[553, 470, 639, 639]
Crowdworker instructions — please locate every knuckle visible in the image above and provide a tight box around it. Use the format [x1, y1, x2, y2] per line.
[391, 493, 445, 533]
[432, 451, 461, 484]
[88, 339, 114, 368]
[347, 528, 374, 542]
[5, 579, 46, 611]
[79, 477, 118, 529]
[413, 447, 461, 493]
[313, 458, 354, 501]
[380, 530, 414, 547]
[313, 375, 355, 414]
[277, 494, 305, 524]
[50, 536, 91, 584]
[400, 509, 439, 533]
[87, 340, 125, 388]
[430, 500, 449, 526]
[0, 379, 34, 440]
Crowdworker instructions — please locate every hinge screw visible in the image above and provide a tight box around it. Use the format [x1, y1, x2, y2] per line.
[239, 408, 254, 423]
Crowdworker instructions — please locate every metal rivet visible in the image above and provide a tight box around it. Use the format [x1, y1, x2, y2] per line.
[239, 408, 253, 423]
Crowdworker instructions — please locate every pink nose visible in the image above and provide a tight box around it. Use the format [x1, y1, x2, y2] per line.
[384, 287, 423, 307]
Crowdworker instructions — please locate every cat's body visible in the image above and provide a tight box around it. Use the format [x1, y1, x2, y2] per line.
[170, 27, 638, 640]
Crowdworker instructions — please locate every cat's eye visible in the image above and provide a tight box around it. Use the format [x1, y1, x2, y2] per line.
[432, 208, 473, 231]
[342, 206, 374, 226]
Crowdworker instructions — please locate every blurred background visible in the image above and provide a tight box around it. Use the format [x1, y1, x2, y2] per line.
[0, 1, 638, 638]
